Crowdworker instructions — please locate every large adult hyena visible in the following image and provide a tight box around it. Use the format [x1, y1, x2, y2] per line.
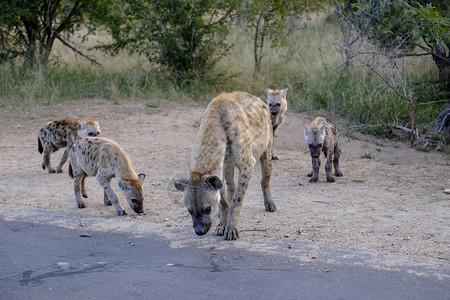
[173, 91, 276, 240]
[38, 119, 100, 173]
[266, 88, 288, 160]
[69, 137, 146, 216]
[303, 117, 343, 183]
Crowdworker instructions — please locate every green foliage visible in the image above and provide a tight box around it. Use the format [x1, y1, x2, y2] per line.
[238, 0, 324, 77]
[0, 0, 106, 65]
[98, 0, 239, 83]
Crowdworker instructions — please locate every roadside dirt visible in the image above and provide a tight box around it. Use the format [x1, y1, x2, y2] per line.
[0, 99, 448, 260]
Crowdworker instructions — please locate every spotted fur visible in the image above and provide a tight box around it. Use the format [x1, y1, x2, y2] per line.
[69, 137, 145, 216]
[304, 117, 343, 183]
[38, 118, 100, 173]
[173, 91, 276, 240]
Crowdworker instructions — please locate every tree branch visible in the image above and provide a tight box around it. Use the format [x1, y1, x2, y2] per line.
[56, 35, 102, 67]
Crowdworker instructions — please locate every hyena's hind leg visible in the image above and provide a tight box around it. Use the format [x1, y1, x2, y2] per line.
[42, 147, 56, 173]
[72, 169, 87, 208]
[56, 148, 70, 173]
[97, 176, 126, 216]
[81, 173, 89, 198]
[333, 143, 343, 177]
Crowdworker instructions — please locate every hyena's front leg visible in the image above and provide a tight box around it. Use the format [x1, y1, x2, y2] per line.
[216, 163, 233, 236]
[224, 158, 254, 240]
[308, 156, 320, 182]
[97, 176, 126, 216]
[43, 147, 56, 173]
[56, 148, 70, 173]
[260, 147, 276, 212]
[103, 191, 112, 206]
[333, 144, 343, 177]
[325, 149, 335, 183]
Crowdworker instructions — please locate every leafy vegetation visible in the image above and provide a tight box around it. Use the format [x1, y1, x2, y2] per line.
[0, 0, 448, 144]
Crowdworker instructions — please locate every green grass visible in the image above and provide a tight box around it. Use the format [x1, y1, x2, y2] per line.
[0, 12, 448, 138]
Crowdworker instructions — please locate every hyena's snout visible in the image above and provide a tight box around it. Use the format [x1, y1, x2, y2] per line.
[270, 108, 279, 116]
[130, 198, 144, 214]
[193, 215, 212, 236]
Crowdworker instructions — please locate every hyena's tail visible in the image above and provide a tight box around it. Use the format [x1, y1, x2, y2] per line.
[38, 137, 43, 154]
[68, 163, 74, 178]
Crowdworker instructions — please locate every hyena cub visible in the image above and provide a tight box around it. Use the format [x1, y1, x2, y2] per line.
[173, 91, 276, 240]
[69, 137, 145, 216]
[267, 88, 288, 160]
[304, 117, 343, 183]
[38, 119, 100, 173]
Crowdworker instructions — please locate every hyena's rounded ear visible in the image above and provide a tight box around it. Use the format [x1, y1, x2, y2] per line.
[266, 88, 272, 97]
[319, 122, 326, 133]
[94, 119, 100, 127]
[205, 175, 223, 191]
[172, 178, 188, 192]
[303, 125, 310, 139]
[281, 88, 288, 97]
[138, 173, 146, 184]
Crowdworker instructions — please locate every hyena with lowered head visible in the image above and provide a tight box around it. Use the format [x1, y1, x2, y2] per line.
[38, 119, 100, 173]
[266, 88, 288, 160]
[304, 117, 343, 183]
[69, 137, 146, 216]
[173, 91, 276, 240]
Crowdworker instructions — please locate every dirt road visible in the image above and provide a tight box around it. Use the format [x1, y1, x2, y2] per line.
[0, 100, 448, 260]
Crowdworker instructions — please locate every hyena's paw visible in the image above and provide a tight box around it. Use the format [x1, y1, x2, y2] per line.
[56, 168, 63, 173]
[115, 208, 127, 216]
[77, 201, 86, 209]
[104, 199, 112, 206]
[41, 162, 46, 170]
[309, 176, 318, 183]
[224, 226, 239, 240]
[82, 192, 88, 198]
[335, 170, 343, 177]
[326, 175, 335, 183]
[215, 225, 225, 236]
[265, 201, 277, 212]
[272, 155, 279, 161]
[307, 171, 313, 177]
[48, 168, 56, 174]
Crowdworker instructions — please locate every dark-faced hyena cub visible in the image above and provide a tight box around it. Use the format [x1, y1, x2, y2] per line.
[303, 117, 343, 183]
[38, 119, 100, 173]
[267, 88, 288, 160]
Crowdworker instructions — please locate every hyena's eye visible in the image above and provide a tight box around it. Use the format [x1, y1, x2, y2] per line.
[275, 103, 281, 107]
[88, 132, 96, 137]
[187, 208, 193, 215]
[203, 206, 211, 214]
[308, 143, 313, 148]
[318, 143, 322, 147]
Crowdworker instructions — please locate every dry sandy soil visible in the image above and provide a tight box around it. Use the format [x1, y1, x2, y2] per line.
[0, 99, 449, 261]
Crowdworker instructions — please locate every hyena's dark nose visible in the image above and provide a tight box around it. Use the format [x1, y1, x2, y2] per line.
[193, 219, 211, 236]
[271, 111, 278, 116]
[133, 206, 144, 214]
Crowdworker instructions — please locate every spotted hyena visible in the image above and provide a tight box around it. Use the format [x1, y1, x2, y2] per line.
[69, 137, 146, 216]
[266, 88, 288, 160]
[38, 119, 100, 173]
[173, 91, 276, 240]
[304, 117, 343, 183]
